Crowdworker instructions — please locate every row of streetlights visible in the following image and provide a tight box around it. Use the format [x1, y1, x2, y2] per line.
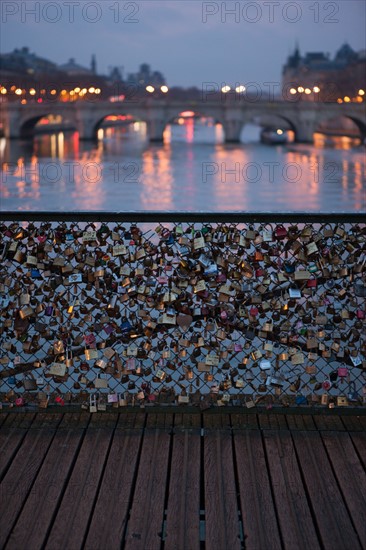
[0, 85, 102, 102]
[289, 86, 321, 95]
[289, 86, 365, 102]
[146, 85, 169, 93]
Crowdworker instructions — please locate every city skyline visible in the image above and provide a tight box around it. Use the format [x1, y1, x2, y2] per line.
[1, 0, 365, 87]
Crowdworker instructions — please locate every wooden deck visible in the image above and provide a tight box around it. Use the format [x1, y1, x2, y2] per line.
[0, 411, 365, 550]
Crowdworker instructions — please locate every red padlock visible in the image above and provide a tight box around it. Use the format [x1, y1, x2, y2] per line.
[337, 367, 348, 378]
[274, 225, 287, 239]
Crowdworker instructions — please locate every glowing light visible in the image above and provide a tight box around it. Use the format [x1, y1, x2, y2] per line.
[178, 118, 185, 125]
[50, 89, 57, 95]
[297, 86, 304, 93]
[235, 85, 246, 93]
[29, 88, 36, 95]
[305, 88, 312, 95]
[10, 86, 16, 91]
[146, 85, 155, 93]
[82, 88, 87, 94]
[313, 86, 320, 93]
[356, 96, 363, 103]
[290, 88, 297, 95]
[221, 85, 231, 93]
[276, 129, 283, 135]
[70, 90, 75, 96]
[15, 88, 22, 95]
[160, 85, 169, 93]
[344, 96, 351, 103]
[74, 87, 80, 93]
[0, 87, 7, 94]
[95, 88, 101, 94]
[88, 87, 95, 93]
[358, 89, 365, 96]
[61, 90, 67, 95]
[337, 98, 343, 104]
[21, 99, 27, 104]
[37, 98, 43, 103]
[180, 111, 195, 117]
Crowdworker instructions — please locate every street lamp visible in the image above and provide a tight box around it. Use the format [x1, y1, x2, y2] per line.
[146, 85, 155, 93]
[160, 85, 169, 93]
[221, 85, 231, 93]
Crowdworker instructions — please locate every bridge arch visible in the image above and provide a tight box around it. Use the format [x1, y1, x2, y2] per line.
[163, 110, 225, 143]
[242, 112, 298, 143]
[19, 113, 76, 139]
[314, 114, 366, 144]
[92, 111, 148, 140]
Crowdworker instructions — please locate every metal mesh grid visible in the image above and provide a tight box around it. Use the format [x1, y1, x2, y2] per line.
[0, 213, 365, 410]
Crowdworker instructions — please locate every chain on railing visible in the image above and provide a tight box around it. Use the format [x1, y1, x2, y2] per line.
[0, 212, 365, 411]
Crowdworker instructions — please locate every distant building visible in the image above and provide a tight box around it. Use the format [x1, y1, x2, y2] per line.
[58, 57, 94, 76]
[282, 43, 365, 100]
[127, 63, 166, 87]
[0, 46, 58, 75]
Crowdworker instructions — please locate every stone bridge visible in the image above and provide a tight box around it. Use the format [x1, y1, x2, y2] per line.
[1, 99, 365, 143]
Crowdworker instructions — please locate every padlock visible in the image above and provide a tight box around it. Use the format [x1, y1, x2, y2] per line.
[193, 231, 205, 250]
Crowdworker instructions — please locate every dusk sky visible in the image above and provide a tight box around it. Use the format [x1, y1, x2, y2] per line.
[1, 0, 365, 86]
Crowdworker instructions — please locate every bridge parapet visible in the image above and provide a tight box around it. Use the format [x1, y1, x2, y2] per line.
[1, 100, 365, 143]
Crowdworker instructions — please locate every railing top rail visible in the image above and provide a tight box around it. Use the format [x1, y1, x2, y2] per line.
[0, 211, 365, 223]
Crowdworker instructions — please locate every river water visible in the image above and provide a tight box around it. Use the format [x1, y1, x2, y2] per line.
[0, 123, 365, 212]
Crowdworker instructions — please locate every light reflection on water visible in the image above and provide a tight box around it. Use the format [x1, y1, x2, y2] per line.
[0, 124, 365, 212]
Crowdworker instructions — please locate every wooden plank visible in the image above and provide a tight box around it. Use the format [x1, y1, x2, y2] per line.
[313, 415, 345, 431]
[84, 413, 145, 550]
[230, 413, 259, 430]
[263, 430, 321, 549]
[258, 413, 288, 430]
[6, 413, 89, 550]
[204, 414, 241, 550]
[203, 412, 231, 431]
[0, 413, 63, 548]
[292, 431, 361, 550]
[0, 413, 35, 481]
[124, 414, 172, 550]
[0, 412, 8, 428]
[341, 415, 366, 432]
[44, 413, 117, 550]
[287, 414, 317, 431]
[173, 412, 201, 431]
[144, 412, 174, 431]
[349, 432, 366, 469]
[165, 414, 201, 550]
[233, 430, 281, 550]
[321, 431, 366, 546]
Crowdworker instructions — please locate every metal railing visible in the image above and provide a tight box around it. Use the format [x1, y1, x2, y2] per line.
[0, 212, 365, 411]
